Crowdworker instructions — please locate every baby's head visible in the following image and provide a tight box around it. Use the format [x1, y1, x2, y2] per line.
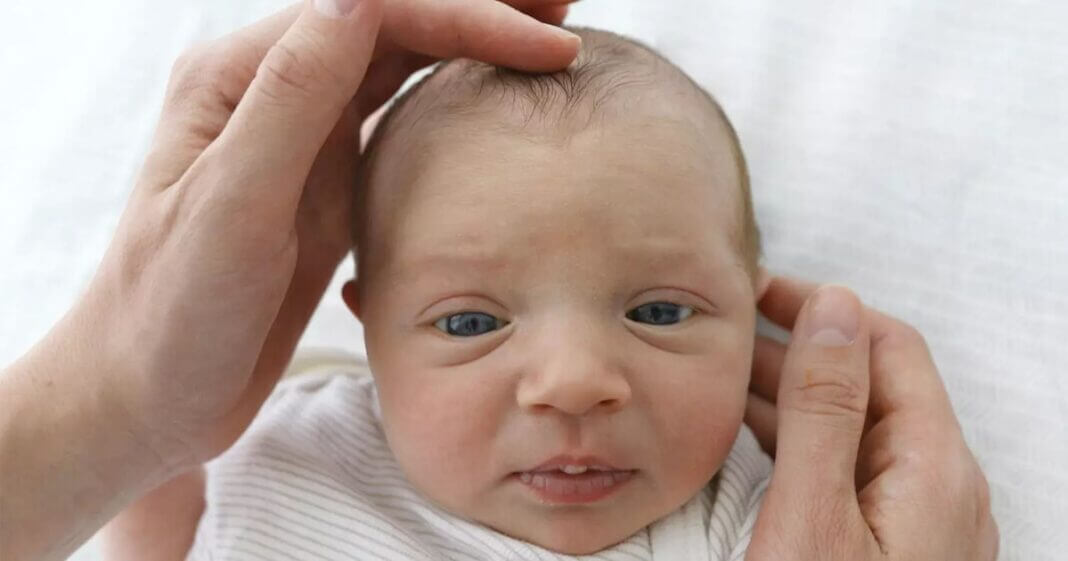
[343, 28, 766, 554]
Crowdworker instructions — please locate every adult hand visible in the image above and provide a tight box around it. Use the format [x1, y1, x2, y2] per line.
[743, 277, 998, 560]
[97, 0, 580, 471]
[0, 2, 578, 559]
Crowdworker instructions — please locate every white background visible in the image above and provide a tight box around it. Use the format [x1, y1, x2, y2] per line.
[1, 1, 1065, 559]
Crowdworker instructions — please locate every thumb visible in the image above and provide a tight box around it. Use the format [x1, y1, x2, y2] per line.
[771, 285, 870, 510]
[209, 0, 383, 221]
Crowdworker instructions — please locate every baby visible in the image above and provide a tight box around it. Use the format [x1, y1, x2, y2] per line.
[187, 28, 772, 560]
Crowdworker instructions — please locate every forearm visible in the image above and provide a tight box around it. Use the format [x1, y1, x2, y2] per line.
[99, 465, 206, 561]
[0, 309, 176, 561]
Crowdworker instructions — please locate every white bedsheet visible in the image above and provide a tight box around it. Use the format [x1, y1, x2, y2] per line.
[1, 1, 1064, 559]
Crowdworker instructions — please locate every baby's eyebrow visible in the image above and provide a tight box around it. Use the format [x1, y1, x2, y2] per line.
[389, 241, 732, 285]
[398, 239, 702, 266]
[388, 247, 512, 281]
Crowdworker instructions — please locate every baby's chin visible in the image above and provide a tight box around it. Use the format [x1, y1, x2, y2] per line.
[486, 511, 648, 555]
[467, 474, 713, 555]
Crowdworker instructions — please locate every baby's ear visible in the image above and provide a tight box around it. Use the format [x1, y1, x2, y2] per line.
[342, 280, 361, 319]
[753, 266, 772, 303]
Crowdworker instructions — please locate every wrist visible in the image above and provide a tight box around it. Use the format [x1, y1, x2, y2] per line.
[0, 308, 179, 560]
[79, 283, 202, 475]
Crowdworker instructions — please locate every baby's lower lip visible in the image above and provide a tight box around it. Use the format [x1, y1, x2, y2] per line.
[513, 469, 636, 504]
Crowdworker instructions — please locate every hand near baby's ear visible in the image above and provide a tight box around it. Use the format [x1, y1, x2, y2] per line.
[744, 278, 998, 561]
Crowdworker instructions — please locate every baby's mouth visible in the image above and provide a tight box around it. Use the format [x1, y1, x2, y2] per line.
[513, 467, 636, 504]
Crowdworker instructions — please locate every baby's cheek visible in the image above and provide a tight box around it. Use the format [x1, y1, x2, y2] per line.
[380, 379, 503, 507]
[655, 363, 749, 480]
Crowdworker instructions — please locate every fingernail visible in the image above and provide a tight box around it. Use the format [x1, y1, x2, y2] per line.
[314, 0, 359, 18]
[551, 26, 582, 46]
[805, 286, 860, 347]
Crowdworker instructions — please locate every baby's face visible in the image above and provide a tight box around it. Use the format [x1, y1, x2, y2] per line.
[349, 111, 759, 554]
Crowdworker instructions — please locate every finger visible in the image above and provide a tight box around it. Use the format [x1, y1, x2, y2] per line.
[749, 335, 786, 403]
[357, 0, 578, 113]
[762, 277, 956, 421]
[382, 0, 581, 72]
[853, 414, 905, 488]
[773, 285, 871, 504]
[195, 3, 306, 106]
[757, 275, 819, 331]
[208, 0, 384, 220]
[866, 311, 957, 424]
[145, 4, 304, 188]
[498, 0, 575, 11]
[525, 3, 570, 25]
[744, 393, 778, 457]
[353, 51, 434, 120]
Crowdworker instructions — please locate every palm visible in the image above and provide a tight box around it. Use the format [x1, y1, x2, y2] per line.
[193, 60, 414, 460]
[130, 0, 576, 468]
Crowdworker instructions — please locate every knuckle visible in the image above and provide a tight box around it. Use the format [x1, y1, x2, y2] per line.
[256, 35, 342, 106]
[787, 365, 867, 418]
[167, 41, 239, 107]
[170, 43, 208, 78]
[882, 319, 931, 354]
[171, 43, 219, 88]
[900, 446, 936, 476]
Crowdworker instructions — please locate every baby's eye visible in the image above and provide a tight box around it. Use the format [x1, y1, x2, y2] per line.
[626, 302, 694, 326]
[434, 312, 508, 337]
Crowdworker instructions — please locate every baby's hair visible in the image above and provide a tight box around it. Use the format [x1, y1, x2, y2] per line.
[356, 28, 762, 278]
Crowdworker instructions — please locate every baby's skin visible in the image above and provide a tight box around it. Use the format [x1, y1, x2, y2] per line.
[344, 29, 767, 554]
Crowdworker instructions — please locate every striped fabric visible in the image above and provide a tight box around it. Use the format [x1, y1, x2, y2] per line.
[188, 369, 772, 560]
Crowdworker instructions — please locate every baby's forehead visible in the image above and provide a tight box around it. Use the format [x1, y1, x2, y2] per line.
[356, 28, 760, 277]
[372, 85, 744, 231]
[368, 49, 743, 206]
[363, 115, 748, 281]
[364, 136, 746, 298]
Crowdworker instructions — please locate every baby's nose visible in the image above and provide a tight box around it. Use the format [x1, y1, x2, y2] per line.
[515, 327, 631, 416]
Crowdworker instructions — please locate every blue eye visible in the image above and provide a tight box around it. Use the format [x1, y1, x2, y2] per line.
[626, 302, 694, 326]
[434, 312, 507, 337]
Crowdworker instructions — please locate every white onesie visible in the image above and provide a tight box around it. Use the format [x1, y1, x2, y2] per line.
[187, 362, 772, 561]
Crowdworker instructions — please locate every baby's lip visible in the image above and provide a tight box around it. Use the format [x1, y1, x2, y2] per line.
[525, 454, 628, 473]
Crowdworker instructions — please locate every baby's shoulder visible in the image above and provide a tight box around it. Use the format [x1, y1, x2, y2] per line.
[193, 369, 442, 559]
[211, 367, 391, 487]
